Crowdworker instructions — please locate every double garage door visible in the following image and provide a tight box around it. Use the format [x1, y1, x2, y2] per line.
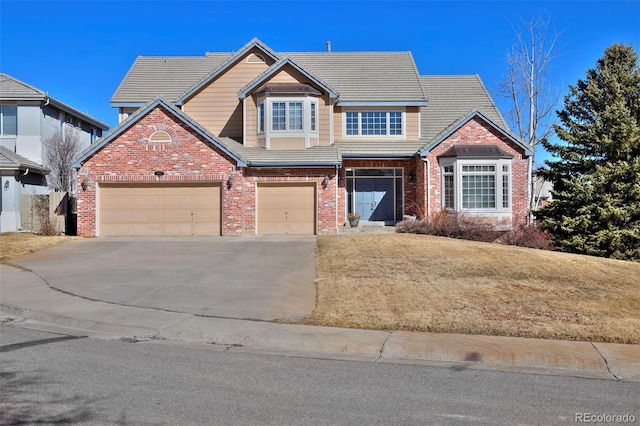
[99, 183, 221, 236]
[99, 182, 316, 236]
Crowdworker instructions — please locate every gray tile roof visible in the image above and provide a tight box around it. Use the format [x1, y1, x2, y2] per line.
[111, 47, 426, 105]
[74, 97, 340, 169]
[0, 73, 44, 99]
[419, 75, 509, 143]
[110, 55, 230, 104]
[219, 138, 341, 167]
[0, 146, 47, 173]
[335, 140, 426, 158]
[285, 52, 426, 103]
[0, 73, 109, 130]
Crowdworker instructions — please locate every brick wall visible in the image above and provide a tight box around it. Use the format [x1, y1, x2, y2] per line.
[424, 116, 529, 224]
[77, 106, 339, 236]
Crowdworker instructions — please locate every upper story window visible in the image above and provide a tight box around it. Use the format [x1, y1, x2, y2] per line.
[345, 111, 403, 137]
[0, 104, 17, 136]
[258, 97, 318, 136]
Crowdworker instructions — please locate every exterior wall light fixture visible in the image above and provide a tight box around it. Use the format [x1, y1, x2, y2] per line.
[3, 180, 9, 191]
[322, 175, 330, 188]
[227, 175, 234, 189]
[154, 171, 164, 177]
[81, 177, 89, 191]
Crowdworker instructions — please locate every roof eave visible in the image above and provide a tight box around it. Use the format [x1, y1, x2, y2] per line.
[246, 161, 341, 168]
[337, 100, 428, 107]
[48, 98, 109, 130]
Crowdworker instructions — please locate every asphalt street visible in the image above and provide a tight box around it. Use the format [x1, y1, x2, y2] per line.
[2, 325, 639, 425]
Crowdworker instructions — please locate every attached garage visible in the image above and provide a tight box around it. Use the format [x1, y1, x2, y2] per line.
[99, 182, 222, 236]
[257, 183, 316, 235]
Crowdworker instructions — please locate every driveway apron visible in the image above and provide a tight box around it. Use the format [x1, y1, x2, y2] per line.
[11, 236, 317, 321]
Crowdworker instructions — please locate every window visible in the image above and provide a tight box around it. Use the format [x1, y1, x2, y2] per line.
[443, 165, 454, 209]
[344, 111, 403, 136]
[258, 97, 318, 139]
[462, 165, 496, 209]
[0, 104, 17, 136]
[310, 103, 317, 132]
[149, 130, 172, 143]
[258, 103, 265, 133]
[441, 161, 511, 211]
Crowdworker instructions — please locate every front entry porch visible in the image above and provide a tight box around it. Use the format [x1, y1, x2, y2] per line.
[346, 168, 404, 225]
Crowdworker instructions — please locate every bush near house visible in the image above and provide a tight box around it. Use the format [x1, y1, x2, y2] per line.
[396, 210, 553, 250]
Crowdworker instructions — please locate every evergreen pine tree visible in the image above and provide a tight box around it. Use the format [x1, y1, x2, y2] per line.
[538, 43, 640, 261]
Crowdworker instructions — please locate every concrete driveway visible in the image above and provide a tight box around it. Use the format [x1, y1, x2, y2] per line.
[11, 236, 317, 321]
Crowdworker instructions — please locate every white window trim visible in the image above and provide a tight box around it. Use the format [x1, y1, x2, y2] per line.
[342, 109, 405, 139]
[440, 158, 512, 214]
[258, 96, 319, 148]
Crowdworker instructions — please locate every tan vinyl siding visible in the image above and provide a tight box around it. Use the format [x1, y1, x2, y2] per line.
[245, 97, 258, 146]
[269, 138, 306, 150]
[405, 106, 420, 139]
[183, 47, 272, 139]
[318, 96, 331, 146]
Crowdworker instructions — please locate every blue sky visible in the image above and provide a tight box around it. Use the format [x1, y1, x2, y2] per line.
[2, 1, 639, 165]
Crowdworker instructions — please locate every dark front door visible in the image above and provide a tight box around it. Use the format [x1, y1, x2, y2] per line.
[354, 178, 395, 221]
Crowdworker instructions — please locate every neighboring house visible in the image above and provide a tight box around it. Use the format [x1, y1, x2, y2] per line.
[73, 39, 532, 237]
[533, 175, 553, 210]
[0, 73, 109, 232]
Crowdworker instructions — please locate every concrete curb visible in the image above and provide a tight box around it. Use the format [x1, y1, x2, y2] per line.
[2, 264, 639, 381]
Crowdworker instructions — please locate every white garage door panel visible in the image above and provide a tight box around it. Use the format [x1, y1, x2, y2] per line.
[100, 183, 221, 236]
[257, 183, 316, 235]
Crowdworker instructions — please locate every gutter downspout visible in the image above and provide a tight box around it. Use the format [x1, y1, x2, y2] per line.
[423, 158, 430, 220]
[527, 154, 533, 224]
[335, 164, 339, 233]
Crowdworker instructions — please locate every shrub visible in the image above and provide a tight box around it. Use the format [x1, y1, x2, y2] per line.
[34, 196, 61, 236]
[396, 209, 499, 243]
[498, 223, 553, 250]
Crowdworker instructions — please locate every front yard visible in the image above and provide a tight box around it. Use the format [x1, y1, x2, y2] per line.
[0, 233, 80, 262]
[308, 233, 640, 344]
[3, 232, 638, 344]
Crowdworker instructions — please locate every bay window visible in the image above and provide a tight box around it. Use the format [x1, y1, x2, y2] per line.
[441, 160, 511, 212]
[257, 96, 319, 148]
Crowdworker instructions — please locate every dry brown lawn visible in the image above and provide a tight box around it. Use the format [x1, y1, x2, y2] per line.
[307, 233, 640, 344]
[0, 232, 81, 262]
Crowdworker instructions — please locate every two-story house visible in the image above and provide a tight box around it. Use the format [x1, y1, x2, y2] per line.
[73, 39, 531, 237]
[0, 74, 109, 232]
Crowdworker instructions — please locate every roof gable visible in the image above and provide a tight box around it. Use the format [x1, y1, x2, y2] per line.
[72, 98, 247, 168]
[419, 110, 532, 157]
[176, 38, 280, 105]
[238, 57, 338, 99]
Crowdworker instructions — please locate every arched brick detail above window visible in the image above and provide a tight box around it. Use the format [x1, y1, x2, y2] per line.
[141, 124, 178, 150]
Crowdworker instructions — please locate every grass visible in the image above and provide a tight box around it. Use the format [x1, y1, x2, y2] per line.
[0, 232, 81, 262]
[307, 233, 640, 344]
[2, 231, 638, 344]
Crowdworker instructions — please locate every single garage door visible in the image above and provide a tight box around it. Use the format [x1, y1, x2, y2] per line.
[257, 183, 316, 235]
[99, 182, 221, 236]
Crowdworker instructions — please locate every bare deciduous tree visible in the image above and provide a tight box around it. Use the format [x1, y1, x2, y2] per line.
[44, 127, 83, 193]
[499, 11, 560, 221]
